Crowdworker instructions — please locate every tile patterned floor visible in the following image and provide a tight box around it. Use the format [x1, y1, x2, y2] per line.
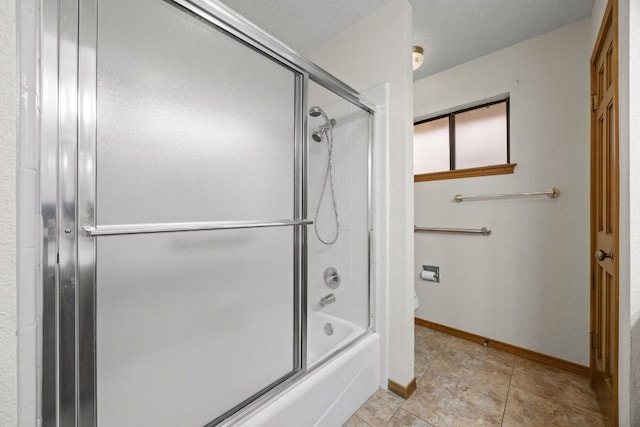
[344, 325, 606, 427]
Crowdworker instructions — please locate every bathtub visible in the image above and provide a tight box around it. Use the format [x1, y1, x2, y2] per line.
[307, 311, 368, 367]
[231, 312, 380, 427]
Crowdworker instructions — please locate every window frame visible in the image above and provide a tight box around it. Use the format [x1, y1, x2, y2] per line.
[414, 98, 516, 182]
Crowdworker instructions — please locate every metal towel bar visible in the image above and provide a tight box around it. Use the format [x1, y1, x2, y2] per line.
[83, 219, 313, 237]
[453, 188, 560, 202]
[414, 226, 491, 236]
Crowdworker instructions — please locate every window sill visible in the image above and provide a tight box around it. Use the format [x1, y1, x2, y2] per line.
[414, 163, 517, 182]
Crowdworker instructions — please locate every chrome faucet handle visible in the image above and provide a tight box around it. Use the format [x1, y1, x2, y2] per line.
[319, 293, 336, 308]
[323, 267, 340, 289]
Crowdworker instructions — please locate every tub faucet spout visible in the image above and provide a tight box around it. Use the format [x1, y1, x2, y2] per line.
[319, 293, 336, 308]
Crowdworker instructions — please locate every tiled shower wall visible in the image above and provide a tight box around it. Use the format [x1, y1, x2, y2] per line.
[307, 98, 371, 330]
[17, 0, 41, 424]
[307, 83, 389, 388]
[0, 0, 18, 424]
[0, 0, 40, 424]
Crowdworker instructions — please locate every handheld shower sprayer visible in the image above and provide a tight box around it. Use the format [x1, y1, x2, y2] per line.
[308, 106, 339, 245]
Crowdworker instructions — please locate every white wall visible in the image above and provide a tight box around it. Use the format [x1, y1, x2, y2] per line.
[306, 0, 415, 388]
[413, 19, 591, 365]
[615, 0, 632, 423]
[590, 0, 609, 46]
[0, 0, 17, 425]
[617, 0, 640, 424]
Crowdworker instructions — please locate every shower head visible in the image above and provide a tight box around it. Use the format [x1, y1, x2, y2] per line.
[309, 106, 322, 116]
[309, 106, 336, 143]
[312, 130, 324, 143]
[309, 106, 327, 120]
[309, 106, 332, 126]
[311, 119, 336, 143]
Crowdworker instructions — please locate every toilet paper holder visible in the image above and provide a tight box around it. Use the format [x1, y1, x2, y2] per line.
[421, 265, 439, 283]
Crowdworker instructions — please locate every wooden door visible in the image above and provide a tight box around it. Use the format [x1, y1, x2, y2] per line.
[590, 0, 618, 424]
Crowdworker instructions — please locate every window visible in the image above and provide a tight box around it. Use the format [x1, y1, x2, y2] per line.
[414, 99, 515, 181]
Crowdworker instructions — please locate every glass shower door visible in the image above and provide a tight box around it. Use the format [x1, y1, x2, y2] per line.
[83, 0, 303, 425]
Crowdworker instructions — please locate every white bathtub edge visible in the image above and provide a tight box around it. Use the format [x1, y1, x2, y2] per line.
[242, 333, 380, 427]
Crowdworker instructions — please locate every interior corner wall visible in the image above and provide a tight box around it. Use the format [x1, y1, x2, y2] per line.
[590, 0, 609, 46]
[305, 0, 415, 387]
[616, 1, 632, 422]
[0, 0, 18, 425]
[623, 0, 640, 424]
[413, 19, 591, 365]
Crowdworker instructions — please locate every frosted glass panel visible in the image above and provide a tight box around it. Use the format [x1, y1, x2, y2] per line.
[96, 229, 294, 426]
[97, 0, 295, 225]
[414, 117, 450, 174]
[455, 102, 507, 169]
[94, 0, 299, 425]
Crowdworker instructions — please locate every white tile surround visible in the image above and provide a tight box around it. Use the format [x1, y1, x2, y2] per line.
[0, 0, 18, 424]
[307, 82, 389, 388]
[16, 0, 41, 424]
[308, 99, 371, 329]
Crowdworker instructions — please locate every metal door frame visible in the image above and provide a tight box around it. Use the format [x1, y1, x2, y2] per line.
[41, 0, 376, 425]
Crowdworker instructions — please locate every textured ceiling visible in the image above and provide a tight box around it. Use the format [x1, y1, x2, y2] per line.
[220, 0, 594, 81]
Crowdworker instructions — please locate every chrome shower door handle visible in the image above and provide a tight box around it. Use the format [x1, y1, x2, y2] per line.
[82, 219, 313, 236]
[595, 249, 614, 261]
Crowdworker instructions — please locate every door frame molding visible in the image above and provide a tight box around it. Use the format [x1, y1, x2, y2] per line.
[589, 0, 619, 424]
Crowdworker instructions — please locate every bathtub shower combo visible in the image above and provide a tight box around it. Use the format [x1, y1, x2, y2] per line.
[41, 0, 379, 425]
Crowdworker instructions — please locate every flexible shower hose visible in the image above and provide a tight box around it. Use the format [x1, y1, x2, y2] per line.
[314, 126, 339, 245]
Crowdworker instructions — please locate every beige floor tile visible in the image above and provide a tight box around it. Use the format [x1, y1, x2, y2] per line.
[350, 327, 605, 426]
[386, 408, 433, 427]
[416, 335, 447, 353]
[437, 344, 474, 367]
[342, 414, 373, 427]
[415, 325, 452, 346]
[415, 358, 431, 379]
[502, 386, 606, 427]
[355, 389, 404, 427]
[415, 324, 430, 337]
[444, 338, 516, 369]
[442, 335, 471, 347]
[414, 331, 446, 378]
[402, 371, 505, 427]
[438, 345, 514, 376]
[512, 358, 600, 416]
[415, 339, 445, 368]
[424, 357, 511, 402]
